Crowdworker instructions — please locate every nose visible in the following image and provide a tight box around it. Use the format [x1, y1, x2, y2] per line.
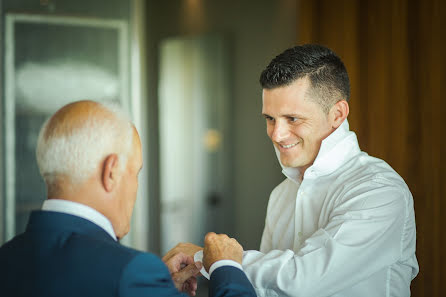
[270, 120, 289, 142]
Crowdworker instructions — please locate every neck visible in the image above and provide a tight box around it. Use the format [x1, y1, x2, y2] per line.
[298, 163, 312, 180]
[47, 177, 111, 225]
[46, 175, 124, 239]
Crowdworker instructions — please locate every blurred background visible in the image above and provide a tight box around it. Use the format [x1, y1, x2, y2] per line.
[0, 0, 444, 296]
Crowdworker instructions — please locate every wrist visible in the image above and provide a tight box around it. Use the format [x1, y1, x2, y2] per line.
[209, 260, 243, 277]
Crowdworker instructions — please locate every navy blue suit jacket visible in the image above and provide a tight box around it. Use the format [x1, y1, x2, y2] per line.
[0, 211, 256, 297]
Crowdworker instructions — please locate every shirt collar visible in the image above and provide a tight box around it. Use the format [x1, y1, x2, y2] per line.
[42, 199, 117, 241]
[277, 119, 361, 183]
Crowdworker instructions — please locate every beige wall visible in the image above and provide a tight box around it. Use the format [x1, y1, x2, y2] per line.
[145, 0, 297, 251]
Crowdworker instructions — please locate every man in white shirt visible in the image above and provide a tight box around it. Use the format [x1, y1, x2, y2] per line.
[152, 44, 419, 296]
[239, 44, 419, 296]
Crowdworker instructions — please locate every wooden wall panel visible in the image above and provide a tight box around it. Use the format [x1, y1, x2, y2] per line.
[298, 0, 445, 296]
[298, 0, 362, 141]
[389, 0, 409, 176]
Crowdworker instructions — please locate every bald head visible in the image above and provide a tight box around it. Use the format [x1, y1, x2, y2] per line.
[42, 101, 116, 142]
[36, 100, 133, 193]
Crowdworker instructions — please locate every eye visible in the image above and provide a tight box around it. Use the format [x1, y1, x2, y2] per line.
[263, 115, 274, 122]
[288, 116, 298, 123]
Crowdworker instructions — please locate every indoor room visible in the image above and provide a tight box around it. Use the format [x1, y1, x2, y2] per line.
[0, 1, 444, 296]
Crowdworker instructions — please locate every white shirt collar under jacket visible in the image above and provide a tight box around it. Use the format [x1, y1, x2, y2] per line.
[275, 119, 360, 184]
[42, 199, 117, 241]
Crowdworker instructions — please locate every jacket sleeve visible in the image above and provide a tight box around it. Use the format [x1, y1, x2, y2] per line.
[119, 252, 187, 297]
[209, 266, 257, 297]
[242, 178, 417, 297]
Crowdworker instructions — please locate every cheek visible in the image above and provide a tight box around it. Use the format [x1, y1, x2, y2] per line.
[290, 125, 307, 140]
[300, 127, 325, 152]
[130, 179, 138, 204]
[266, 123, 273, 138]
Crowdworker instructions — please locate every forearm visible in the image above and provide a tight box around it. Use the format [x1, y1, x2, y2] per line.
[243, 241, 396, 296]
[243, 215, 405, 296]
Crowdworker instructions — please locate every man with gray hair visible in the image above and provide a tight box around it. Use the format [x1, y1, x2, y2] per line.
[0, 100, 256, 297]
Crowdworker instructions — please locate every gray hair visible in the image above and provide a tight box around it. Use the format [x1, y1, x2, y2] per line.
[36, 101, 133, 186]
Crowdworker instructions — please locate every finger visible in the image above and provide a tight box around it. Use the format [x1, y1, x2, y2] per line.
[172, 263, 200, 284]
[205, 232, 217, 243]
[162, 246, 178, 262]
[182, 282, 189, 292]
[162, 253, 171, 263]
[171, 252, 190, 267]
[189, 277, 198, 291]
[186, 277, 197, 297]
[174, 251, 195, 264]
[162, 242, 187, 262]
[162, 250, 175, 263]
[166, 253, 183, 273]
[184, 254, 195, 266]
[195, 261, 203, 270]
[167, 252, 194, 274]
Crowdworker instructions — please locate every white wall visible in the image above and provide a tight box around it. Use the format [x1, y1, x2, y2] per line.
[146, 0, 297, 251]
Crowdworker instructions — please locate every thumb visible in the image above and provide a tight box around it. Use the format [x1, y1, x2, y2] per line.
[172, 263, 200, 284]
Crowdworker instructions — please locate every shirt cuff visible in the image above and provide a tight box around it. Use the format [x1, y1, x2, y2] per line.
[209, 260, 243, 277]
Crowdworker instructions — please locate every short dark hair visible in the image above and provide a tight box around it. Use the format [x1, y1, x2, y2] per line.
[259, 44, 350, 113]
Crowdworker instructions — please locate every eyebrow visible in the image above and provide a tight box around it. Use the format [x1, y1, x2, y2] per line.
[284, 114, 305, 119]
[262, 113, 305, 119]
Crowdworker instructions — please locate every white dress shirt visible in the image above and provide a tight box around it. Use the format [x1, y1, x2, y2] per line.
[42, 199, 117, 241]
[242, 120, 419, 297]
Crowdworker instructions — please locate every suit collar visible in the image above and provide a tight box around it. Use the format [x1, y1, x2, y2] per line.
[42, 199, 117, 241]
[26, 211, 117, 242]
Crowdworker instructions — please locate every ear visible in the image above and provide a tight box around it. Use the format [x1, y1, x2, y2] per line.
[102, 154, 119, 192]
[329, 100, 349, 129]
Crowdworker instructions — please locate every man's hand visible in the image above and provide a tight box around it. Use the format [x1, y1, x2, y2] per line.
[162, 242, 203, 263]
[164, 252, 202, 296]
[203, 232, 243, 272]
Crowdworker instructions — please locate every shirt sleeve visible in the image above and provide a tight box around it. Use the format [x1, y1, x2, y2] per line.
[209, 260, 243, 277]
[242, 178, 412, 297]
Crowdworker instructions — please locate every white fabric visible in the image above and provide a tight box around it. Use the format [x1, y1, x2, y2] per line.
[42, 199, 117, 241]
[242, 120, 419, 297]
[209, 260, 243, 277]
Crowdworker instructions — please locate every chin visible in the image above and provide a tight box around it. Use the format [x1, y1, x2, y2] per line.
[280, 156, 298, 167]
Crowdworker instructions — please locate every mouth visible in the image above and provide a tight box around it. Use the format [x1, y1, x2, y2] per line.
[278, 142, 299, 150]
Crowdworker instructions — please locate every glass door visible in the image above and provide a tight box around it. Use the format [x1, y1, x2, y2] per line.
[3, 13, 130, 242]
[158, 34, 232, 254]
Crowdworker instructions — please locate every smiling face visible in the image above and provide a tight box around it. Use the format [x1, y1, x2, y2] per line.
[262, 77, 336, 174]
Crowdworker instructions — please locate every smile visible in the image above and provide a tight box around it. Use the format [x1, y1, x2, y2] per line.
[279, 142, 299, 149]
